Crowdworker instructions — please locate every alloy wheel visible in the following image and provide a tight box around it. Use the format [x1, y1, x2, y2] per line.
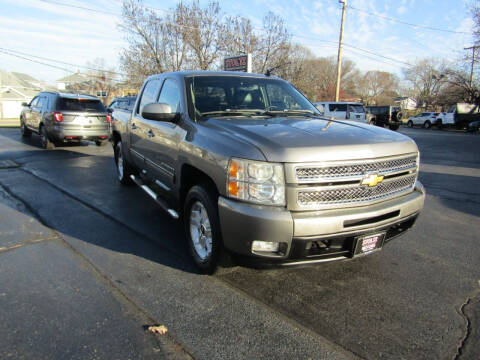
[189, 201, 212, 261]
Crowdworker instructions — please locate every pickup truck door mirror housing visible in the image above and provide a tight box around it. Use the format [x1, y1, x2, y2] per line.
[142, 103, 178, 122]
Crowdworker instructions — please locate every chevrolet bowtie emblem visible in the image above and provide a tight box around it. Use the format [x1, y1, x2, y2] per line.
[361, 174, 384, 187]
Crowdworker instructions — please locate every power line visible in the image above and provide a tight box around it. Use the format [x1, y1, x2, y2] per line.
[16, 0, 444, 72]
[37, 0, 119, 16]
[0, 48, 125, 76]
[349, 5, 470, 35]
[0, 49, 124, 83]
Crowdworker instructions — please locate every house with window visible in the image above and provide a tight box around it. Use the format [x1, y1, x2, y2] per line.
[0, 70, 46, 121]
[393, 97, 417, 110]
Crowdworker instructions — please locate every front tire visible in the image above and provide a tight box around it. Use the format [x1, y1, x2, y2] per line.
[40, 125, 54, 150]
[184, 184, 222, 274]
[114, 141, 134, 185]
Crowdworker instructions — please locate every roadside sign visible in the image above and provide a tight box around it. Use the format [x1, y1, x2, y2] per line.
[224, 54, 252, 73]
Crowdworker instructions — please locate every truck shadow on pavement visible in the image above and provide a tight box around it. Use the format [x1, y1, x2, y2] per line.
[419, 171, 480, 218]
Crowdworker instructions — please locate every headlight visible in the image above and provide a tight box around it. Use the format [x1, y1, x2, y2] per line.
[227, 158, 285, 206]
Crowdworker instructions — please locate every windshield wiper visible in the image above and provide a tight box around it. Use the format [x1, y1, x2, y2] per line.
[199, 109, 275, 117]
[258, 109, 322, 117]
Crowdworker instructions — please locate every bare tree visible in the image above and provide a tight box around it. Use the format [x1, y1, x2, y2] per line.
[442, 67, 480, 104]
[254, 12, 291, 74]
[222, 16, 258, 56]
[402, 58, 448, 109]
[357, 71, 399, 105]
[175, 1, 224, 70]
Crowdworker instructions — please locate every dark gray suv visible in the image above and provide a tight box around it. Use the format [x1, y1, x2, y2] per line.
[20, 92, 110, 149]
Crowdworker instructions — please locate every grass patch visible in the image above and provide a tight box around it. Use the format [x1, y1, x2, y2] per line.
[0, 119, 20, 127]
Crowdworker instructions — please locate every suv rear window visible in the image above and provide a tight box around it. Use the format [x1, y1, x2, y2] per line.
[58, 98, 106, 112]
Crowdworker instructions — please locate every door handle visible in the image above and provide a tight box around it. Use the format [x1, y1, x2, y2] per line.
[147, 130, 155, 138]
[131, 123, 137, 130]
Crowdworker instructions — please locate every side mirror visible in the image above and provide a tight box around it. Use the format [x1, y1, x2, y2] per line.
[22, 102, 29, 107]
[107, 107, 113, 113]
[142, 103, 178, 122]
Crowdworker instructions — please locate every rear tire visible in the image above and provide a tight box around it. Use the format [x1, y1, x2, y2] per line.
[114, 141, 134, 185]
[184, 184, 222, 274]
[20, 118, 31, 137]
[424, 120, 431, 129]
[407, 120, 413, 128]
[40, 125, 55, 150]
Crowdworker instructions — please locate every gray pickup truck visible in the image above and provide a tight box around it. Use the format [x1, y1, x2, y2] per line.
[110, 71, 425, 273]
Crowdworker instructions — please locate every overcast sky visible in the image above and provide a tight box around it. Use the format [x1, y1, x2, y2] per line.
[0, 0, 474, 84]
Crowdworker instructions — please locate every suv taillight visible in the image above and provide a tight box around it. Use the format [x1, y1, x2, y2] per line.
[53, 112, 63, 122]
[106, 114, 111, 123]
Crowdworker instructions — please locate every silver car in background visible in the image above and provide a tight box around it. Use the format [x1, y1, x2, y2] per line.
[20, 92, 110, 149]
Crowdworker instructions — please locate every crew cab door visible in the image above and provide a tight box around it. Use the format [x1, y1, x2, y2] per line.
[129, 79, 163, 169]
[142, 78, 186, 191]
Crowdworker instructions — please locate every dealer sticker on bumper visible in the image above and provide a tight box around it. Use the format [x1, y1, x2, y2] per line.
[354, 232, 386, 256]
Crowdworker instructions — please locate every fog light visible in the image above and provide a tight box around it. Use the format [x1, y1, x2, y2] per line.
[252, 241, 279, 253]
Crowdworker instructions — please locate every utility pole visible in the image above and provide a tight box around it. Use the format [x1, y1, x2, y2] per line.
[464, 45, 480, 88]
[335, 0, 347, 102]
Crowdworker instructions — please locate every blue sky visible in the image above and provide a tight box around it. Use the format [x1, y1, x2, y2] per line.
[0, 0, 473, 84]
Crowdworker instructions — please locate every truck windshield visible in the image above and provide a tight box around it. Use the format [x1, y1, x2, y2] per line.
[185, 76, 318, 118]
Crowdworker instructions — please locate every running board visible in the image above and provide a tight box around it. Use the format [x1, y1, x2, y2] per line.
[130, 175, 179, 219]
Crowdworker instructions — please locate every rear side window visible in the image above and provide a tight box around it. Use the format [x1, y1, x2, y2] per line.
[348, 105, 364, 113]
[58, 98, 106, 112]
[329, 104, 347, 112]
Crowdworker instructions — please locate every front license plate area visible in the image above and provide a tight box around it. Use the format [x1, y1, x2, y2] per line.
[354, 232, 386, 256]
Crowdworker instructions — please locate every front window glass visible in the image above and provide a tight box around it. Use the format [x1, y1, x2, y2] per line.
[158, 79, 180, 112]
[329, 104, 347, 112]
[185, 76, 318, 118]
[138, 79, 162, 115]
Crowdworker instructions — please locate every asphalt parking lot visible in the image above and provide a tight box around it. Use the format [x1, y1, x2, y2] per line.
[0, 126, 479, 359]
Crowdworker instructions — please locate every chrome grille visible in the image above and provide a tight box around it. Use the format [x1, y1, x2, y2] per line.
[295, 155, 417, 182]
[297, 174, 417, 207]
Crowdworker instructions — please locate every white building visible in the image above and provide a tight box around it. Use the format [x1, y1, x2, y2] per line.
[393, 97, 417, 110]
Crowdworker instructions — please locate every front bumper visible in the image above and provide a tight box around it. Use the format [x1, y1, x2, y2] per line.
[218, 181, 425, 264]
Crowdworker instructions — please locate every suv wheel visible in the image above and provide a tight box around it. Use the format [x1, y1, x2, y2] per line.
[407, 120, 413, 128]
[20, 118, 31, 137]
[114, 142, 134, 185]
[40, 126, 55, 150]
[424, 120, 431, 129]
[184, 184, 222, 274]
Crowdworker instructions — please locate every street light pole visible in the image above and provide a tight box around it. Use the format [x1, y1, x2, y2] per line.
[335, 0, 347, 102]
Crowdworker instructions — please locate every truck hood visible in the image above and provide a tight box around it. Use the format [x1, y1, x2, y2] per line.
[205, 117, 418, 162]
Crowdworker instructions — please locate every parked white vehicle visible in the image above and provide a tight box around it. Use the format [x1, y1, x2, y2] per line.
[406, 112, 439, 129]
[436, 103, 478, 126]
[314, 102, 367, 123]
